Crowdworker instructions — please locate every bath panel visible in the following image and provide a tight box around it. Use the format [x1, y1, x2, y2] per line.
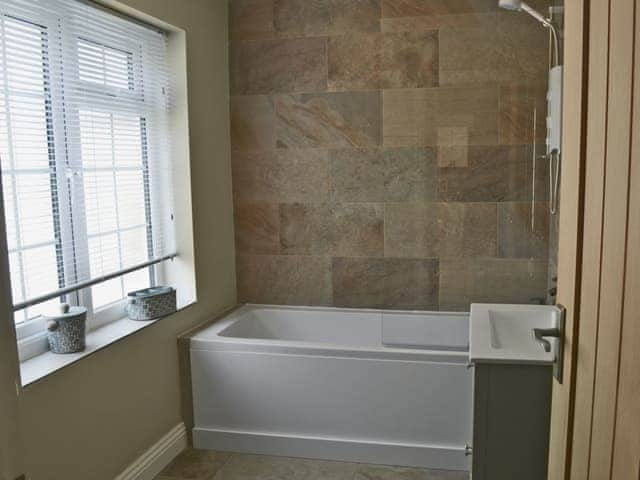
[190, 304, 472, 471]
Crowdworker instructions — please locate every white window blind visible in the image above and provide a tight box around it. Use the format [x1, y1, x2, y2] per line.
[0, 0, 175, 323]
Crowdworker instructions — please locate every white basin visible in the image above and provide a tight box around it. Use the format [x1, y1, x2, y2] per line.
[469, 303, 561, 365]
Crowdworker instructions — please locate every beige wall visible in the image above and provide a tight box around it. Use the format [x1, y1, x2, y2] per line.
[0, 201, 22, 480]
[230, 0, 552, 311]
[17, 1, 236, 479]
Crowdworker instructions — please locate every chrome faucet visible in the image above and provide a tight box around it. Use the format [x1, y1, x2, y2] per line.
[533, 327, 561, 353]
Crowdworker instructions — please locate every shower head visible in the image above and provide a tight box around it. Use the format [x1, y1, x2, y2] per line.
[499, 0, 522, 10]
[499, 0, 552, 28]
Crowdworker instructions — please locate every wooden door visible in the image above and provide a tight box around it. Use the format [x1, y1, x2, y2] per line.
[552, 0, 640, 478]
[610, 6, 640, 467]
[569, 0, 640, 477]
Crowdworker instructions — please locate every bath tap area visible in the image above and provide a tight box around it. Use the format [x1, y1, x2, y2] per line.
[6, 1, 640, 480]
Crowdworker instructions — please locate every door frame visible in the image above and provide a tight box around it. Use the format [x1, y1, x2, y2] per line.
[547, 1, 589, 479]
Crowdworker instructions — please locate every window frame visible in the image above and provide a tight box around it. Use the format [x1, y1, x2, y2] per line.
[1, 7, 168, 361]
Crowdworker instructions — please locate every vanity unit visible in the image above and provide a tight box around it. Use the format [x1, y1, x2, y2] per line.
[468, 304, 564, 480]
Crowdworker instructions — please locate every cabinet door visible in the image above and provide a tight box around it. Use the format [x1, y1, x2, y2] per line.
[472, 364, 552, 480]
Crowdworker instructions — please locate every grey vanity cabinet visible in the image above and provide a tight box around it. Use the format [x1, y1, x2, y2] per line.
[471, 363, 553, 480]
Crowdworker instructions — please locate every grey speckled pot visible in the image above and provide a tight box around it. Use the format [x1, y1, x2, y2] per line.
[126, 286, 176, 321]
[45, 304, 87, 354]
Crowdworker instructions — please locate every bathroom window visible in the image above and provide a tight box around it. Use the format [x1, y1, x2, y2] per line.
[0, 0, 175, 356]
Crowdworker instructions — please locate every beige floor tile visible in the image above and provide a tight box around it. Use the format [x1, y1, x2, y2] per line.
[214, 453, 359, 480]
[354, 464, 468, 480]
[159, 448, 232, 480]
[156, 449, 468, 480]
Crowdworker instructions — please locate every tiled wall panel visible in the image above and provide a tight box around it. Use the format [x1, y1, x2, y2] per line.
[230, 0, 551, 310]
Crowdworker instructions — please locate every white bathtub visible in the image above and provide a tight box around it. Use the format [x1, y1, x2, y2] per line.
[190, 304, 473, 471]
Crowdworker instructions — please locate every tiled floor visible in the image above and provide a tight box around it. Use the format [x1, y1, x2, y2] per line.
[155, 449, 469, 480]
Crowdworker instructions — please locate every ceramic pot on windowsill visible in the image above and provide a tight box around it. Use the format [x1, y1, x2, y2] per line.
[45, 303, 87, 354]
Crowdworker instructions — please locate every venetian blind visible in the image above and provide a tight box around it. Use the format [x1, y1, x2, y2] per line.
[0, 0, 175, 318]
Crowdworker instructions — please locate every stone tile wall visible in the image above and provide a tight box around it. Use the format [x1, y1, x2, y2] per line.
[230, 0, 551, 311]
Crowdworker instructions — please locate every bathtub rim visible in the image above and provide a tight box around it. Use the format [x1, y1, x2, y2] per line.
[190, 303, 470, 364]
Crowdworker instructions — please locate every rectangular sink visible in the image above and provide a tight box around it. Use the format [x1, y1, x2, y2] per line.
[470, 304, 562, 365]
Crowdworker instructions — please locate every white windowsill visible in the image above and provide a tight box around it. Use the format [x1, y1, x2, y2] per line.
[19, 301, 195, 387]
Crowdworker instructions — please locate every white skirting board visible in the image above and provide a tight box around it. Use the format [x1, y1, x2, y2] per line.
[115, 423, 187, 480]
[193, 428, 470, 471]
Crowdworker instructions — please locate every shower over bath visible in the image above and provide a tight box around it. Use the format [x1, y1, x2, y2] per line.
[500, 0, 563, 215]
